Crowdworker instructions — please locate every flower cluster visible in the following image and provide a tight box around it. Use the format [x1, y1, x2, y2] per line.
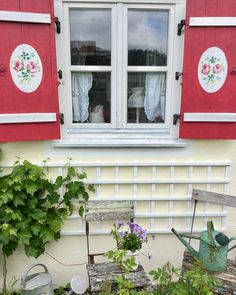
[200, 55, 224, 85]
[111, 222, 148, 252]
[12, 51, 40, 84]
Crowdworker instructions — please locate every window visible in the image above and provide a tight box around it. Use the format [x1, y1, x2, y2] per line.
[58, 1, 184, 146]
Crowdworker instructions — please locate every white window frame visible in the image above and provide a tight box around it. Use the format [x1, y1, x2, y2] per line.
[54, 0, 185, 147]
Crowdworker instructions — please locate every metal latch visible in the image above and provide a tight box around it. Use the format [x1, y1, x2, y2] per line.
[54, 17, 61, 34]
[60, 113, 64, 125]
[177, 19, 186, 36]
[173, 114, 181, 125]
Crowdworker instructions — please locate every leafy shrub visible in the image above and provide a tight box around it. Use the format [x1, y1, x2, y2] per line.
[0, 160, 94, 294]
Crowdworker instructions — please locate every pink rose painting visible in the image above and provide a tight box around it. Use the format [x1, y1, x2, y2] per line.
[26, 61, 37, 73]
[199, 55, 224, 85]
[13, 60, 24, 72]
[201, 64, 211, 75]
[213, 64, 223, 74]
[11, 50, 40, 84]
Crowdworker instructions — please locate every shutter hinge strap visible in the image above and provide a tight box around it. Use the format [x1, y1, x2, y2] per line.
[54, 17, 61, 34]
[173, 114, 181, 125]
[60, 113, 64, 125]
[177, 19, 186, 36]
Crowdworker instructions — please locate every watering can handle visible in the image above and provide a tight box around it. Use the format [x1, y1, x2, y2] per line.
[21, 263, 49, 285]
[228, 237, 236, 252]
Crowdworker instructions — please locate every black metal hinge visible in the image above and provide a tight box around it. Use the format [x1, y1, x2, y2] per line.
[54, 17, 61, 34]
[177, 19, 186, 36]
[60, 113, 64, 125]
[175, 72, 183, 81]
[57, 70, 63, 80]
[173, 114, 181, 125]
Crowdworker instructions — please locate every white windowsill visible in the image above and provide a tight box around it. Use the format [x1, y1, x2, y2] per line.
[52, 138, 186, 148]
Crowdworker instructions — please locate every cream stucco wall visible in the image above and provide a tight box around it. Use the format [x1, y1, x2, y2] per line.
[1, 140, 236, 289]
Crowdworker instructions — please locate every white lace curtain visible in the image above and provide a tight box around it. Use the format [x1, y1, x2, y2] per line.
[144, 73, 166, 122]
[72, 73, 93, 122]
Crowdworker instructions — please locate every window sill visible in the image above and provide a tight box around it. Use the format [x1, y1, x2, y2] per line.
[52, 138, 186, 148]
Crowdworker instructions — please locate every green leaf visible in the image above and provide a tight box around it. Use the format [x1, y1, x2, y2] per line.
[24, 245, 40, 258]
[18, 229, 32, 245]
[31, 209, 46, 220]
[12, 194, 26, 207]
[0, 191, 13, 204]
[2, 241, 18, 256]
[79, 205, 84, 217]
[31, 224, 41, 236]
[67, 166, 76, 178]
[25, 182, 39, 196]
[55, 176, 63, 189]
[39, 228, 54, 244]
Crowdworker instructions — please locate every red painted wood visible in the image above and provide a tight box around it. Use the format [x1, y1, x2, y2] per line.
[180, 0, 236, 139]
[0, 0, 60, 142]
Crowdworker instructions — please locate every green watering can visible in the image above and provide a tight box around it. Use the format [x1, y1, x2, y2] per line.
[171, 221, 236, 272]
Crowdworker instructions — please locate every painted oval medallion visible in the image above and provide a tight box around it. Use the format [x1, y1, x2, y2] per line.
[198, 47, 227, 93]
[10, 44, 43, 93]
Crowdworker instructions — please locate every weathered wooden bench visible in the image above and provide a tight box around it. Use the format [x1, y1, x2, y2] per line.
[85, 200, 152, 293]
[182, 250, 236, 295]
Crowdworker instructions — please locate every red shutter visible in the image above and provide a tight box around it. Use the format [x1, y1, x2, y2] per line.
[180, 0, 236, 139]
[0, 0, 60, 142]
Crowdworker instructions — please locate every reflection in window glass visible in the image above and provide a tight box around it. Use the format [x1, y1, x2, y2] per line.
[72, 72, 111, 123]
[70, 9, 111, 65]
[127, 73, 166, 123]
[128, 10, 168, 66]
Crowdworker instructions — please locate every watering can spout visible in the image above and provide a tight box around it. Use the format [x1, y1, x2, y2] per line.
[171, 228, 199, 258]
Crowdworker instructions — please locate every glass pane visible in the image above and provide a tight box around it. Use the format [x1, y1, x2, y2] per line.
[127, 72, 166, 124]
[128, 10, 168, 66]
[70, 9, 111, 66]
[72, 72, 111, 123]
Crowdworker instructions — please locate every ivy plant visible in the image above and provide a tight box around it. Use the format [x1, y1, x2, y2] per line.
[0, 160, 94, 294]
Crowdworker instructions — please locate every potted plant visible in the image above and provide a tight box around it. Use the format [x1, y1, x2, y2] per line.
[105, 222, 148, 273]
[111, 222, 148, 253]
[0, 160, 94, 295]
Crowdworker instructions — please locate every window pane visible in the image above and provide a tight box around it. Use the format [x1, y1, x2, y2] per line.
[72, 72, 111, 123]
[70, 9, 111, 66]
[128, 10, 168, 66]
[127, 73, 166, 124]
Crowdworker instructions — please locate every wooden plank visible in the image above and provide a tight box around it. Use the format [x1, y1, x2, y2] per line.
[189, 17, 236, 27]
[183, 113, 236, 122]
[192, 189, 236, 207]
[86, 200, 134, 210]
[87, 262, 151, 292]
[85, 211, 134, 221]
[0, 11, 51, 24]
[0, 113, 57, 124]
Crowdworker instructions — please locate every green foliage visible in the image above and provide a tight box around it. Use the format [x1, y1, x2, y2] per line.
[100, 275, 150, 295]
[150, 260, 219, 295]
[149, 262, 180, 295]
[104, 249, 137, 274]
[0, 160, 94, 258]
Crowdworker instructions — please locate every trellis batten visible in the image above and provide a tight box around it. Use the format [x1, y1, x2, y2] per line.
[0, 161, 231, 235]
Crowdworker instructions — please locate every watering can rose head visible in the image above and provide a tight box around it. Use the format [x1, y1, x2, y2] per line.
[111, 222, 148, 252]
